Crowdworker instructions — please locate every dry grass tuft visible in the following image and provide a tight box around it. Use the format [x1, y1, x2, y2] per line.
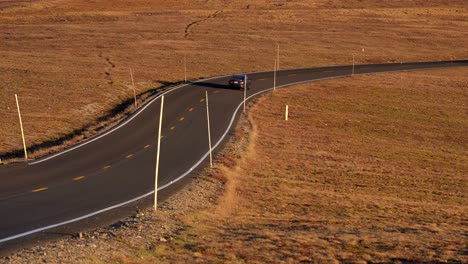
[218, 155, 237, 168]
[208, 171, 228, 185]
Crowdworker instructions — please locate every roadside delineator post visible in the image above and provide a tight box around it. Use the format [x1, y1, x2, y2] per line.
[184, 54, 187, 83]
[285, 105, 289, 121]
[277, 43, 280, 70]
[205, 91, 213, 168]
[130, 68, 138, 109]
[273, 59, 277, 91]
[15, 94, 28, 161]
[243, 75, 247, 113]
[154, 95, 164, 211]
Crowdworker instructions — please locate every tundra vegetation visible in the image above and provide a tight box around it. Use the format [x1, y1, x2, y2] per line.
[0, 0, 466, 159]
[0, 0, 466, 263]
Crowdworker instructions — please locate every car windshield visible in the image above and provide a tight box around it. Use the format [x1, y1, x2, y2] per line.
[232, 75, 245, 80]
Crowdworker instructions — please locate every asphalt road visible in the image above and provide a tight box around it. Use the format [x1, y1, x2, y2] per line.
[0, 60, 466, 246]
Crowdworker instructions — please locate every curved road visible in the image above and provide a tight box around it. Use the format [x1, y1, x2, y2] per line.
[0, 60, 466, 247]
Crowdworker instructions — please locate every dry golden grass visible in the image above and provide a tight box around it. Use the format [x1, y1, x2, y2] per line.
[0, 0, 466, 262]
[122, 68, 466, 263]
[0, 0, 467, 160]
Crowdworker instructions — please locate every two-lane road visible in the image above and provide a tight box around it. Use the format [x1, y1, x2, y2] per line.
[0, 60, 466, 246]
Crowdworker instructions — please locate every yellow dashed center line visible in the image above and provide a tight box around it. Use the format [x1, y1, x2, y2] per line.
[179, 117, 185, 121]
[126, 154, 134, 159]
[170, 126, 175, 130]
[144, 144, 150, 149]
[32, 187, 48, 193]
[258, 78, 267, 81]
[102, 165, 111, 170]
[188, 107, 194, 112]
[73, 176, 85, 181]
[200, 98, 205, 103]
[214, 90, 220, 94]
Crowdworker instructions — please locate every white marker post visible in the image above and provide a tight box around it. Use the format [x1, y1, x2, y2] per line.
[184, 54, 187, 83]
[205, 91, 213, 168]
[15, 94, 28, 160]
[243, 75, 247, 113]
[273, 59, 277, 90]
[154, 95, 164, 211]
[285, 105, 289, 121]
[130, 68, 138, 109]
[352, 55, 355, 76]
[277, 43, 280, 70]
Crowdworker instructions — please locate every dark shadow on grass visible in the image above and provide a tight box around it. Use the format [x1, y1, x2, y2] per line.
[0, 80, 185, 163]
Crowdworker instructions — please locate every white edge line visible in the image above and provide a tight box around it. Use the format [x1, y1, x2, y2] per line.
[2, 63, 464, 243]
[27, 61, 462, 165]
[0, 75, 338, 243]
[28, 74, 232, 165]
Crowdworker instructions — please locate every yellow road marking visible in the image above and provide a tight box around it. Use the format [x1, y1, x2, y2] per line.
[188, 107, 194, 112]
[170, 126, 175, 130]
[73, 176, 85, 181]
[179, 117, 185, 121]
[144, 144, 150, 149]
[214, 90, 220, 94]
[161, 135, 164, 139]
[102, 165, 111, 170]
[32, 187, 48, 193]
[258, 78, 266, 81]
[288, 74, 297, 76]
[126, 154, 134, 159]
[200, 98, 205, 103]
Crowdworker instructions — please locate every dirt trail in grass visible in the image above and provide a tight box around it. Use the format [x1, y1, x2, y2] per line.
[0, 0, 467, 161]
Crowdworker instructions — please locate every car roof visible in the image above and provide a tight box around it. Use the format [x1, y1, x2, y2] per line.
[232, 74, 246, 78]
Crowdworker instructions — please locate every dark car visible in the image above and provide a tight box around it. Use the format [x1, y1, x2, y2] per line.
[228, 74, 251, 90]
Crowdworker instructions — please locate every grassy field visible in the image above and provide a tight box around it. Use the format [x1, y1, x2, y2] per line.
[120, 68, 466, 263]
[3, 68, 466, 263]
[0, 0, 467, 261]
[0, 0, 467, 160]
